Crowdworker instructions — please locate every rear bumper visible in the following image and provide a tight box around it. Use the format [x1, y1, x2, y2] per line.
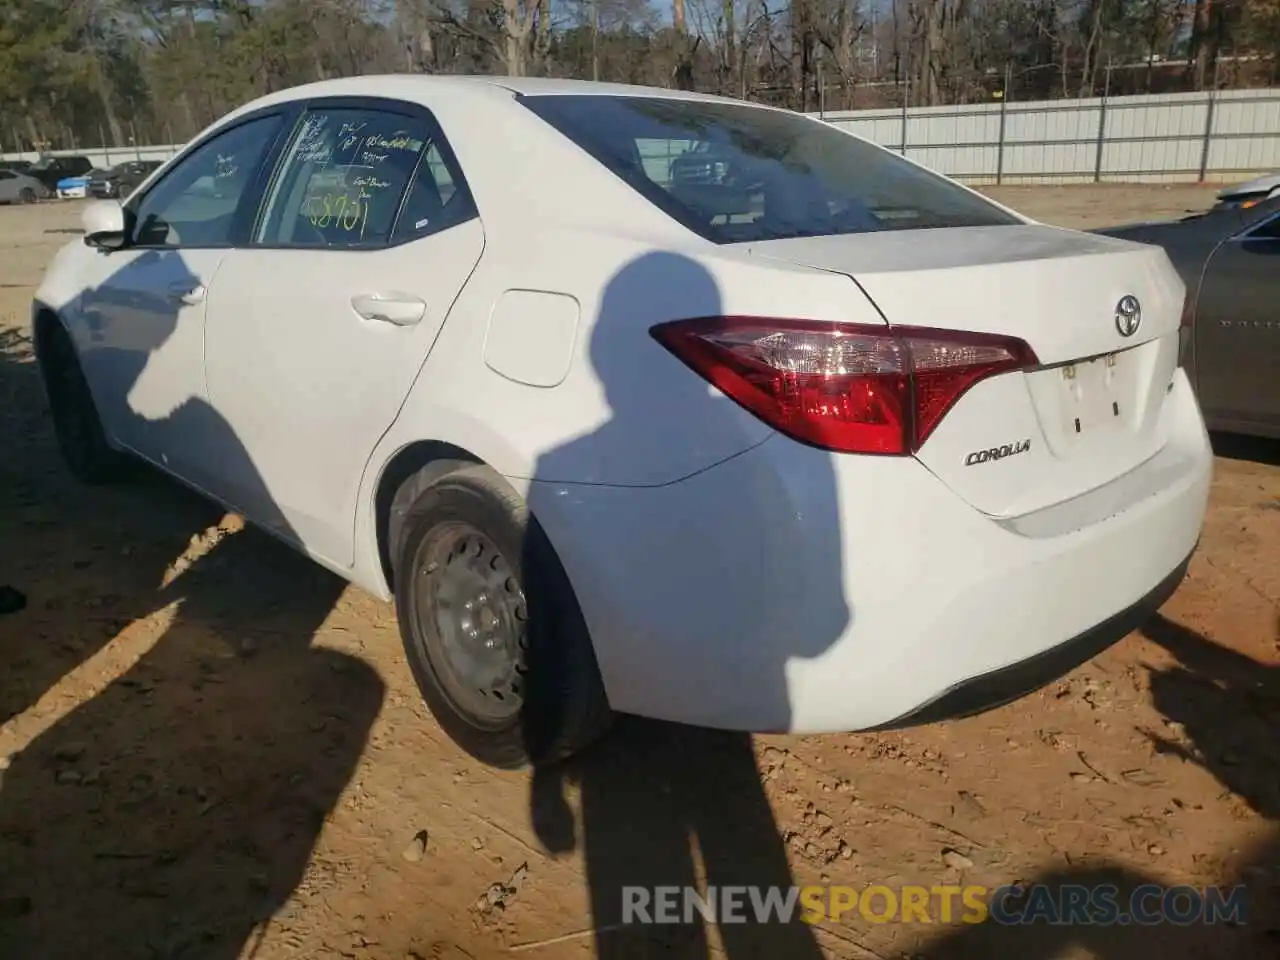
[525, 368, 1212, 733]
[867, 546, 1192, 730]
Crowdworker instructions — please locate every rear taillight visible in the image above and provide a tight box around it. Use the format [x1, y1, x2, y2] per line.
[650, 318, 1038, 455]
[1178, 294, 1194, 367]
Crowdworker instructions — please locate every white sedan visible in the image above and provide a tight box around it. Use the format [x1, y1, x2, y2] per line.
[33, 76, 1211, 768]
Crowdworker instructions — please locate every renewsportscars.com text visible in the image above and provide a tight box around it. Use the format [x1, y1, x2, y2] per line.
[622, 883, 1249, 927]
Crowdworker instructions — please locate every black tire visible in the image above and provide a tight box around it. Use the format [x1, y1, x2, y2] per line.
[38, 322, 131, 484]
[390, 461, 613, 768]
[19, 187, 36, 204]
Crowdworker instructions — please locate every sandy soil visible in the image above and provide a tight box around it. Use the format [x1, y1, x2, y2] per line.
[0, 187, 1277, 960]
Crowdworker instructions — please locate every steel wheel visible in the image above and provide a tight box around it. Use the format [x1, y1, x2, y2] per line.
[390, 462, 614, 767]
[410, 521, 528, 726]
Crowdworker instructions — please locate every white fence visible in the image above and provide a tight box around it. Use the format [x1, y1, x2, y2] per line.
[819, 87, 1279, 185]
[0, 142, 183, 170]
[3, 87, 1277, 186]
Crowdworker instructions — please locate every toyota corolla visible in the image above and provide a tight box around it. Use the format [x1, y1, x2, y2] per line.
[33, 76, 1211, 768]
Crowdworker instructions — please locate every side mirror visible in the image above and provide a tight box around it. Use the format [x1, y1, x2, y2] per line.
[82, 200, 128, 251]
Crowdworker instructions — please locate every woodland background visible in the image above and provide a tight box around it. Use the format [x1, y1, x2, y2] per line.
[1, 0, 1277, 152]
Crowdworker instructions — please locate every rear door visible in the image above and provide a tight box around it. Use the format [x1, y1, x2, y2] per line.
[1193, 208, 1280, 434]
[203, 96, 485, 566]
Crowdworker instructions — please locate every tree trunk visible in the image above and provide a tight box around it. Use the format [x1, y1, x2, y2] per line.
[1187, 0, 1213, 90]
[504, 32, 527, 76]
[1078, 0, 1104, 97]
[536, 0, 551, 73]
[94, 64, 125, 147]
[502, 0, 531, 76]
[921, 0, 941, 106]
[723, 0, 737, 94]
[23, 106, 42, 154]
[793, 0, 813, 111]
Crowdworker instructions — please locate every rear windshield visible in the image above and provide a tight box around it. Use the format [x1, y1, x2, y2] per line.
[520, 95, 1020, 244]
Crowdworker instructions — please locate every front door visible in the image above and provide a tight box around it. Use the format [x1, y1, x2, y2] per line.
[203, 99, 485, 565]
[78, 248, 226, 469]
[73, 112, 289, 485]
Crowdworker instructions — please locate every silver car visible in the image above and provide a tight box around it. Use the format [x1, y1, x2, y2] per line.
[0, 168, 48, 204]
[1097, 196, 1280, 440]
[1214, 172, 1280, 211]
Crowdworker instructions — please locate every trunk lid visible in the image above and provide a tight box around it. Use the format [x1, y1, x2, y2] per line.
[745, 224, 1188, 518]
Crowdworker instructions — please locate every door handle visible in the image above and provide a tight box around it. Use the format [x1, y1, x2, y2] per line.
[351, 293, 426, 327]
[168, 282, 206, 305]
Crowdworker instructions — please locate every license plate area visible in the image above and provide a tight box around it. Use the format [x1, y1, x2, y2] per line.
[1058, 351, 1129, 438]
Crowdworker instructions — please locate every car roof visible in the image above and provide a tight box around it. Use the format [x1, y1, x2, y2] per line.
[471, 76, 749, 103]
[227, 73, 773, 121]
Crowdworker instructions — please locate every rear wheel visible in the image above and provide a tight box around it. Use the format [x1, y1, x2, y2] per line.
[18, 187, 36, 204]
[38, 322, 131, 484]
[390, 462, 613, 768]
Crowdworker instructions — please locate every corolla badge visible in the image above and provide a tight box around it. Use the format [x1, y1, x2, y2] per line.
[1114, 295, 1142, 337]
[964, 439, 1031, 466]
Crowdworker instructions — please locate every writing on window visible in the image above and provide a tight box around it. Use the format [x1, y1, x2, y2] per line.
[270, 111, 427, 245]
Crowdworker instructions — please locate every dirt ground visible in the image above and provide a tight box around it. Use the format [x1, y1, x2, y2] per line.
[0, 185, 1277, 960]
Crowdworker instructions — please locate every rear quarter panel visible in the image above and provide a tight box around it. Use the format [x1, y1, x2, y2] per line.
[351, 227, 884, 597]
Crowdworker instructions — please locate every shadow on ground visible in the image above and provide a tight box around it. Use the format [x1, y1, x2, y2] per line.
[523, 251, 847, 958]
[0, 313, 383, 954]
[903, 613, 1279, 959]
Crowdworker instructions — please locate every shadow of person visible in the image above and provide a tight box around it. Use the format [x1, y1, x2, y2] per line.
[901, 614, 1279, 959]
[1, 323, 227, 724]
[526, 252, 849, 957]
[0, 251, 384, 956]
[1141, 613, 1280, 820]
[0, 324, 109, 720]
[895, 858, 1267, 959]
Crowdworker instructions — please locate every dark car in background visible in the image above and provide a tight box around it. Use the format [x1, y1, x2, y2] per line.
[25, 155, 93, 192]
[1095, 196, 1280, 440]
[88, 159, 163, 199]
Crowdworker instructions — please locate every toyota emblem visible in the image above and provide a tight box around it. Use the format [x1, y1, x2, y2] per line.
[1114, 295, 1142, 337]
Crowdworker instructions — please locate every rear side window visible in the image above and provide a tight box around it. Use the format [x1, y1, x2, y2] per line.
[389, 141, 477, 244]
[256, 105, 476, 249]
[256, 108, 426, 247]
[521, 95, 1019, 244]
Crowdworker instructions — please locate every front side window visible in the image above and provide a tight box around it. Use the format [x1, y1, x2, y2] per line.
[256, 107, 449, 248]
[131, 114, 284, 248]
[522, 95, 1020, 244]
